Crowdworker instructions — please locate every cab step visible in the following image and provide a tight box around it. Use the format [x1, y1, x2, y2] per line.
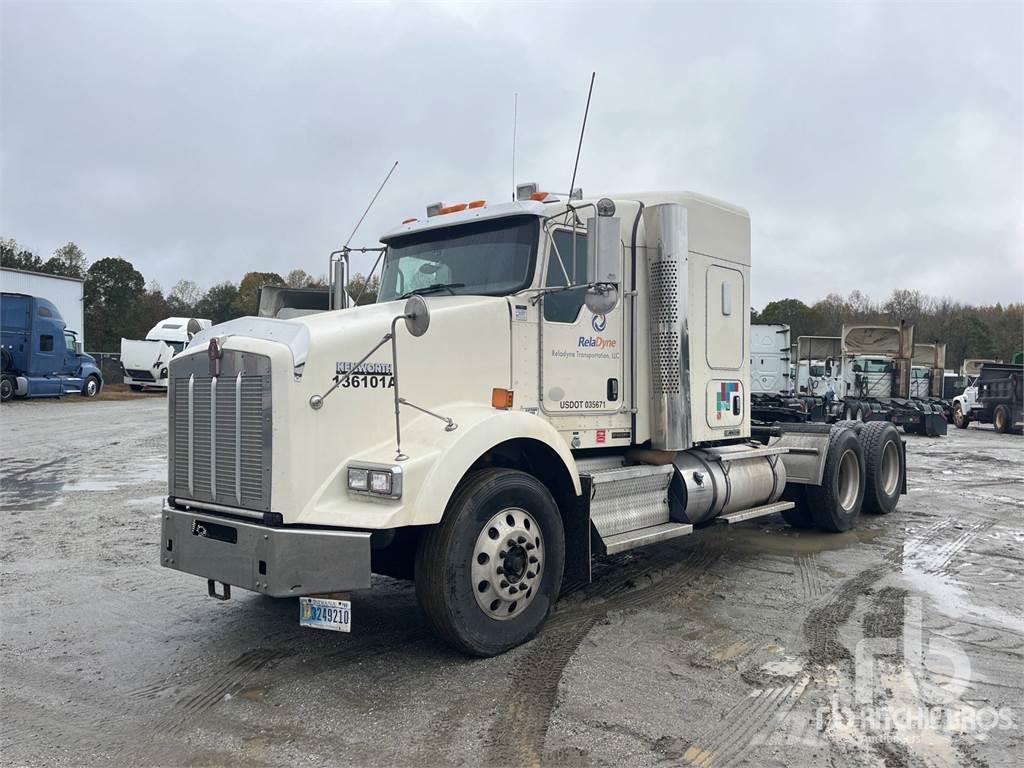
[716, 500, 795, 525]
[586, 464, 675, 539]
[602, 522, 694, 555]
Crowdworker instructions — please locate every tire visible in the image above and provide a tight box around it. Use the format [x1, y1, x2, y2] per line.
[808, 426, 866, 532]
[0, 376, 13, 402]
[859, 422, 903, 515]
[82, 375, 101, 398]
[780, 484, 814, 529]
[993, 405, 1009, 434]
[903, 423, 919, 435]
[953, 404, 969, 429]
[129, 384, 144, 392]
[0, 348, 11, 373]
[415, 468, 565, 657]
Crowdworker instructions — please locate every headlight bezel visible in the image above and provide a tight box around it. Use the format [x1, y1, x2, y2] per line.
[346, 462, 402, 499]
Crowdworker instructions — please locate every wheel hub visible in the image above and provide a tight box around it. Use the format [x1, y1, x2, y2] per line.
[471, 507, 544, 620]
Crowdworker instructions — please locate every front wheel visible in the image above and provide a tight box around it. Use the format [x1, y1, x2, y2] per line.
[82, 375, 101, 398]
[0, 376, 14, 402]
[415, 468, 565, 657]
[953, 404, 969, 429]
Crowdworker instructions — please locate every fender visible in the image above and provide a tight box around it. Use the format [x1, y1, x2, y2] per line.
[298, 402, 582, 529]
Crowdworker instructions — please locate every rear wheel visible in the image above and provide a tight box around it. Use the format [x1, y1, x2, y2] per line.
[993, 405, 1009, 434]
[129, 384, 144, 392]
[415, 468, 565, 657]
[808, 426, 865, 532]
[780, 484, 814, 529]
[860, 422, 903, 514]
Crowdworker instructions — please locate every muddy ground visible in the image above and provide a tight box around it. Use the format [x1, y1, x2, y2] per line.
[1, 397, 1021, 767]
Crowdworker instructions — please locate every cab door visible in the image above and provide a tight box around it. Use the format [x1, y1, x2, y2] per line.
[539, 227, 625, 444]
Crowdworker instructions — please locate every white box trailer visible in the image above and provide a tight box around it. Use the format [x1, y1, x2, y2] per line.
[160, 188, 909, 656]
[750, 323, 792, 394]
[0, 268, 85, 346]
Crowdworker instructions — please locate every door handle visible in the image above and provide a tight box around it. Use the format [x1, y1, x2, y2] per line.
[607, 378, 619, 402]
[731, 393, 742, 416]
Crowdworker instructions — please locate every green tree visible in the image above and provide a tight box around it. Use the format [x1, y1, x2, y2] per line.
[42, 242, 88, 279]
[139, 281, 172, 334]
[346, 273, 380, 305]
[286, 269, 314, 288]
[167, 279, 201, 315]
[0, 238, 44, 272]
[756, 298, 819, 341]
[84, 257, 146, 350]
[230, 271, 285, 317]
[196, 282, 241, 325]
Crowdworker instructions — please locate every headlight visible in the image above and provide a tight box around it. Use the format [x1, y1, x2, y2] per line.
[347, 463, 402, 499]
[347, 468, 369, 491]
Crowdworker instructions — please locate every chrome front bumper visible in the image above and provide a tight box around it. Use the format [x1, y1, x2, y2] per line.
[160, 501, 372, 597]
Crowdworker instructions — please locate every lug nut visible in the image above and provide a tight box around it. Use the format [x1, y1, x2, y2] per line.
[500, 579, 509, 588]
[508, 586, 518, 594]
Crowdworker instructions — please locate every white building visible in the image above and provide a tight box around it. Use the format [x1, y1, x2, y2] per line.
[0, 268, 86, 346]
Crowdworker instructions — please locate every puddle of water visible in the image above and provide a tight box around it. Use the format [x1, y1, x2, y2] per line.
[726, 523, 883, 557]
[62, 479, 124, 493]
[761, 657, 803, 677]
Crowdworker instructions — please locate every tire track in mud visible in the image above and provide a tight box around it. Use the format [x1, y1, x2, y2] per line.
[677, 675, 809, 768]
[483, 534, 728, 765]
[796, 553, 824, 600]
[917, 522, 996, 575]
[148, 647, 293, 736]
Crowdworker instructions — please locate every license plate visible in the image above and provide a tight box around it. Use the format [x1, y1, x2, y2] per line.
[299, 596, 351, 633]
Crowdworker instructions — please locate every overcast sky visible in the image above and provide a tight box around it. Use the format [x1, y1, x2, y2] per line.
[2, 0, 1021, 309]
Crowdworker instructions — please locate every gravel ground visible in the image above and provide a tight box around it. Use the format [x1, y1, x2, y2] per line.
[1, 397, 1022, 768]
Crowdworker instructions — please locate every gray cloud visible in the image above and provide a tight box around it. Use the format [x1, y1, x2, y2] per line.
[2, 0, 1021, 309]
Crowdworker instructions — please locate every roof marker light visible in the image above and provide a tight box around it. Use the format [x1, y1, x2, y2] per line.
[402, 217, 418, 224]
[467, 200, 486, 209]
[439, 203, 468, 215]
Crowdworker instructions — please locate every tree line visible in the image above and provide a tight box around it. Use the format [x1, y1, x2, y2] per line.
[1, 239, 379, 352]
[3, 238, 1019, 366]
[753, 290, 1022, 369]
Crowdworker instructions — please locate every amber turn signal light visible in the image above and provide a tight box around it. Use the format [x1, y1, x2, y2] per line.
[491, 388, 514, 409]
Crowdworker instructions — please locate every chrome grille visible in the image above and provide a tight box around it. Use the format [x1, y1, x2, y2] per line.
[168, 351, 272, 512]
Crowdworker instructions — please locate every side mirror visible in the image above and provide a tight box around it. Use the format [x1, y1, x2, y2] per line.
[585, 204, 621, 314]
[403, 295, 430, 337]
[75, 342, 84, 354]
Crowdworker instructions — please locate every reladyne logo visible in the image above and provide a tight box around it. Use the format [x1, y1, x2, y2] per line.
[577, 336, 617, 349]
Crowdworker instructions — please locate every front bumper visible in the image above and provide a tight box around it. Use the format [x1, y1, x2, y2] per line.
[160, 501, 372, 597]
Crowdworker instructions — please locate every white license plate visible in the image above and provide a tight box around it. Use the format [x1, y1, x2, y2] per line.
[299, 596, 351, 632]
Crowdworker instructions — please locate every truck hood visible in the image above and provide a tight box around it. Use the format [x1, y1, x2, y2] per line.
[120, 338, 173, 370]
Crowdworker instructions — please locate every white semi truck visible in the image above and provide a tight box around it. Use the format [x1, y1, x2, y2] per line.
[121, 317, 211, 390]
[160, 189, 907, 656]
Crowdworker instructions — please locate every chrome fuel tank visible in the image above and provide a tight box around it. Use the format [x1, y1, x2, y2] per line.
[669, 444, 787, 525]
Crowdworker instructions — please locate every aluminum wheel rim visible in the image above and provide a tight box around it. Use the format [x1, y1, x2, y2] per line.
[471, 507, 543, 620]
[86, 379, 98, 396]
[837, 449, 860, 512]
[880, 440, 900, 496]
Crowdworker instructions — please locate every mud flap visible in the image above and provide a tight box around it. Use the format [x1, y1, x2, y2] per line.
[921, 413, 947, 437]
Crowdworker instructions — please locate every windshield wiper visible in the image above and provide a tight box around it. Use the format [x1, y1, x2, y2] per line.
[399, 282, 465, 299]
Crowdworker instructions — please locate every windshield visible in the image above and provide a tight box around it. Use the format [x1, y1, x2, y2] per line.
[377, 215, 539, 302]
[809, 365, 825, 377]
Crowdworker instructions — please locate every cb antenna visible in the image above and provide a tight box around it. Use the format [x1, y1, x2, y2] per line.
[567, 72, 595, 210]
[511, 93, 518, 201]
[330, 160, 398, 309]
[344, 160, 398, 249]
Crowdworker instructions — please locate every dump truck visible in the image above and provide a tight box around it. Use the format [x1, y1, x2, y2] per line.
[956, 362, 1023, 434]
[160, 188, 908, 656]
[120, 317, 211, 390]
[1, 292, 103, 401]
[952, 358, 1002, 428]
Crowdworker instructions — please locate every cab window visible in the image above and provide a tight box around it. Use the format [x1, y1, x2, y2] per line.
[543, 229, 588, 323]
[40, 334, 54, 352]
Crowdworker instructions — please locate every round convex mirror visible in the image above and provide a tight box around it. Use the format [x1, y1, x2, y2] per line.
[404, 295, 431, 337]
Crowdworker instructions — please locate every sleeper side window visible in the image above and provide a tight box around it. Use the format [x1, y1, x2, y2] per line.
[40, 334, 54, 352]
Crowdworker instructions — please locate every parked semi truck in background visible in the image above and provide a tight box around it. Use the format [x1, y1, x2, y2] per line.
[952, 359, 1001, 428]
[0, 292, 103, 401]
[120, 317, 211, 390]
[159, 188, 907, 656]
